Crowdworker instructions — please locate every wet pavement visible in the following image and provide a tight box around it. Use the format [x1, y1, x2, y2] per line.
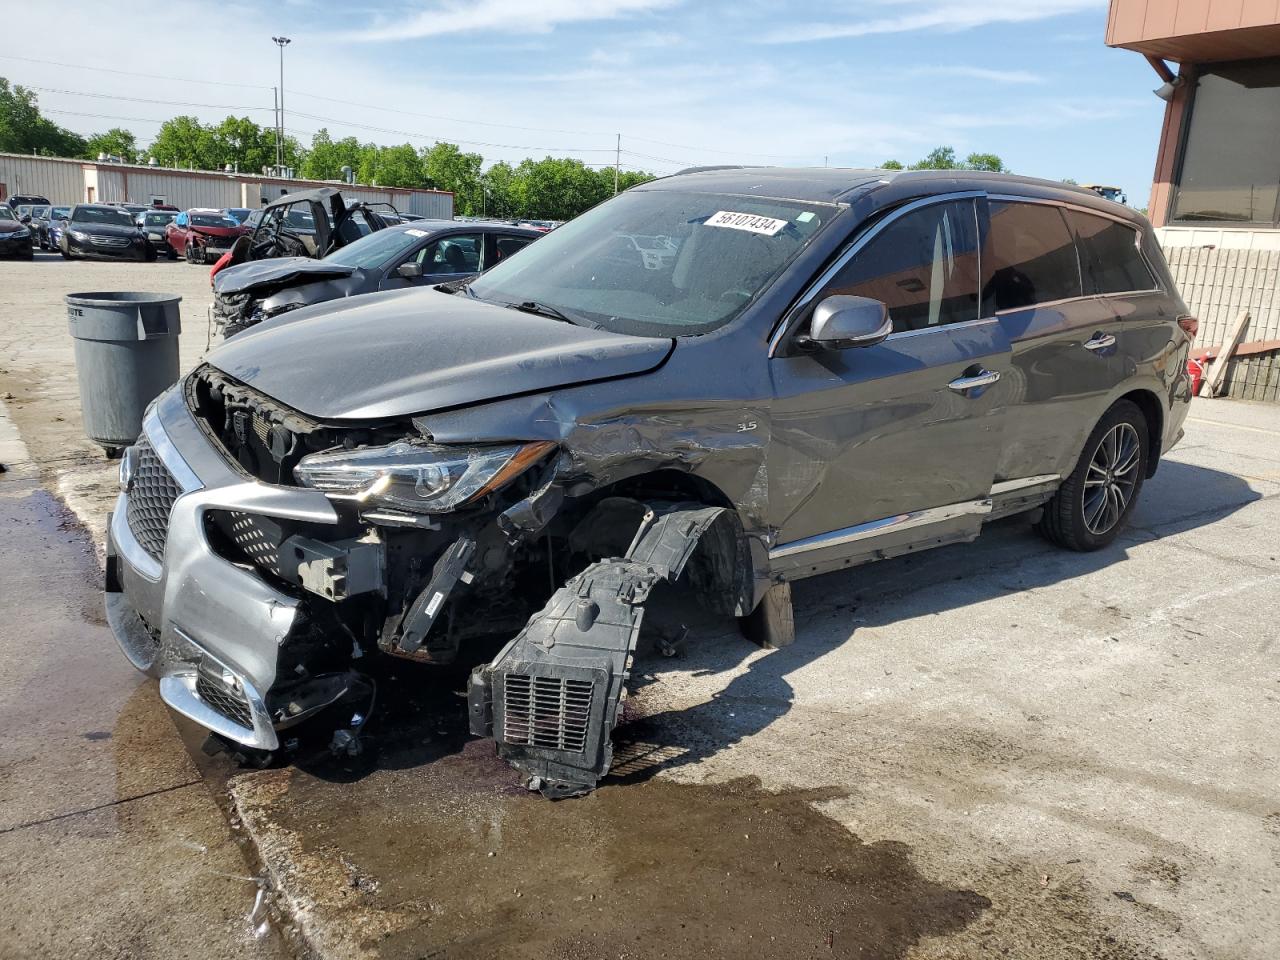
[1, 256, 1278, 959]
[0, 473, 288, 959]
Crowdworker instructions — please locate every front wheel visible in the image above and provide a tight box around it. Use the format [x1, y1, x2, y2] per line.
[1037, 400, 1148, 551]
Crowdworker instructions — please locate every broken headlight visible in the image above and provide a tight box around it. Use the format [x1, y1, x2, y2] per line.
[294, 440, 553, 514]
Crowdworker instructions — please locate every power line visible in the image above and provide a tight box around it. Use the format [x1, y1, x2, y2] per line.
[287, 109, 617, 154]
[288, 90, 602, 138]
[31, 86, 271, 113]
[0, 54, 272, 90]
[4, 54, 799, 162]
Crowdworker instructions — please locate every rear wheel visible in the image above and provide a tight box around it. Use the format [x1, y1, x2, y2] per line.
[1037, 400, 1147, 551]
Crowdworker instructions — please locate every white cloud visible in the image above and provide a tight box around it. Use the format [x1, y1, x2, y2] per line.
[347, 0, 680, 41]
[906, 66, 1045, 85]
[763, 0, 1105, 44]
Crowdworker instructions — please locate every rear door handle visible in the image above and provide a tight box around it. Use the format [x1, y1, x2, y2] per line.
[948, 369, 1001, 393]
[1083, 333, 1116, 352]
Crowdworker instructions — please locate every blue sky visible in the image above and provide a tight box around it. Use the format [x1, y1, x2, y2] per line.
[6, 0, 1163, 204]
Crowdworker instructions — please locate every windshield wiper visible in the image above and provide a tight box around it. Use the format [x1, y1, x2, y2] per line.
[508, 300, 591, 327]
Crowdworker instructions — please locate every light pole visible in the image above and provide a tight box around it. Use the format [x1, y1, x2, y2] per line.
[272, 36, 291, 173]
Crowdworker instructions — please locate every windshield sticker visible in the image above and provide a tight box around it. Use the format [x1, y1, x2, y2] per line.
[405, 228, 428, 237]
[796, 211, 815, 223]
[704, 210, 788, 236]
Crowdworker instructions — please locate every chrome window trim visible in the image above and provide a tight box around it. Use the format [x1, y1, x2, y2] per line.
[767, 190, 985, 357]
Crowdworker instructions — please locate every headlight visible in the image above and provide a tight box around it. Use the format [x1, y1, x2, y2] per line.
[14, 227, 29, 238]
[69, 230, 87, 240]
[294, 440, 554, 515]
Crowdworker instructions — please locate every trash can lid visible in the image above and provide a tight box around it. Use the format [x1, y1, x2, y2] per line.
[65, 291, 183, 307]
[66, 291, 183, 341]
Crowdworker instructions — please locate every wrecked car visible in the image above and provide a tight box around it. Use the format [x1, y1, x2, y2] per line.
[212, 219, 541, 338]
[226, 187, 394, 267]
[105, 167, 1194, 797]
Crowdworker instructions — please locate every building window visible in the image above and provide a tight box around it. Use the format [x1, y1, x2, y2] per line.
[1171, 58, 1280, 227]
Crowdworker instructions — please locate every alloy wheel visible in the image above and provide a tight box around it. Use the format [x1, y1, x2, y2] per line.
[1082, 422, 1141, 535]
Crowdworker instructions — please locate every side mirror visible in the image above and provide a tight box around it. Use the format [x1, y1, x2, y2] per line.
[805, 295, 892, 349]
[396, 262, 423, 280]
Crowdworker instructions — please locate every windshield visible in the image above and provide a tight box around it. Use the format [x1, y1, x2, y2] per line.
[71, 207, 135, 227]
[467, 190, 832, 337]
[31, 206, 50, 218]
[51, 207, 70, 220]
[0, 208, 14, 222]
[144, 212, 176, 226]
[323, 226, 426, 268]
[191, 213, 238, 228]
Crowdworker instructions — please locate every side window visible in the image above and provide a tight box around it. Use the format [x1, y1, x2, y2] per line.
[983, 201, 1081, 313]
[1066, 211, 1155, 295]
[821, 199, 980, 333]
[494, 235, 533, 262]
[419, 234, 482, 274]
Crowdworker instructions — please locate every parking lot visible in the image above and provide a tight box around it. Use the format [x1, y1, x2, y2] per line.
[1, 251, 1278, 959]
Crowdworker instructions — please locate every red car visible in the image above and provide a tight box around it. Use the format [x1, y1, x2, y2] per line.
[165, 209, 249, 264]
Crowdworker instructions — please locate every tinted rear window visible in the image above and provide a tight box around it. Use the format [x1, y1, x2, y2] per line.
[983, 201, 1081, 313]
[1066, 211, 1155, 295]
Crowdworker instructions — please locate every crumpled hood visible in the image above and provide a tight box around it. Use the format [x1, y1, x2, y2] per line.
[213, 256, 357, 296]
[207, 288, 674, 421]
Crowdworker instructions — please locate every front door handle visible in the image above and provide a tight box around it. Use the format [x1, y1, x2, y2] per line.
[1083, 332, 1117, 352]
[948, 369, 1001, 393]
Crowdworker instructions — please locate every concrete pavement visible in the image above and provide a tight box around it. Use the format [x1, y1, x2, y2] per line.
[0, 253, 1277, 959]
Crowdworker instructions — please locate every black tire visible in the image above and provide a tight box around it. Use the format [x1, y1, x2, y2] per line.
[60, 245, 70, 260]
[1037, 399, 1148, 551]
[166, 243, 178, 261]
[185, 242, 197, 264]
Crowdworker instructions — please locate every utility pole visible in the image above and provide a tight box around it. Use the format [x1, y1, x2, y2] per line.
[272, 36, 291, 174]
[614, 133, 620, 195]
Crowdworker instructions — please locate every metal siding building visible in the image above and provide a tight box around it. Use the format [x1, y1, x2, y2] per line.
[0, 153, 453, 217]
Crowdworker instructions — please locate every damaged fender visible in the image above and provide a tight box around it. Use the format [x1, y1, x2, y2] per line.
[468, 502, 736, 798]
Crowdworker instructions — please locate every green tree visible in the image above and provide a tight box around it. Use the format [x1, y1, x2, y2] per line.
[963, 152, 1006, 173]
[881, 159, 904, 170]
[481, 161, 519, 217]
[514, 156, 613, 220]
[421, 142, 483, 213]
[150, 115, 219, 169]
[0, 77, 86, 156]
[300, 129, 368, 181]
[84, 127, 138, 163]
[357, 143, 423, 187]
[910, 146, 959, 170]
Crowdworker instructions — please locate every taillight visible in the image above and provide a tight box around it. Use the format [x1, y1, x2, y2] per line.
[1177, 315, 1198, 338]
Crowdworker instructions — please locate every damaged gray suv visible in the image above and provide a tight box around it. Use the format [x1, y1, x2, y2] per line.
[105, 167, 1195, 797]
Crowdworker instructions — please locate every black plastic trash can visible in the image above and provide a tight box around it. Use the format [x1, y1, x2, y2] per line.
[65, 292, 182, 457]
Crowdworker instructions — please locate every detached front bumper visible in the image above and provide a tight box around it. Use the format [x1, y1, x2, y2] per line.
[104, 385, 340, 750]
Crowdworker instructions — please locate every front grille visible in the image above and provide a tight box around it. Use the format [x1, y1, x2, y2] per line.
[195, 664, 254, 729]
[125, 436, 182, 561]
[89, 235, 130, 246]
[503, 674, 594, 753]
